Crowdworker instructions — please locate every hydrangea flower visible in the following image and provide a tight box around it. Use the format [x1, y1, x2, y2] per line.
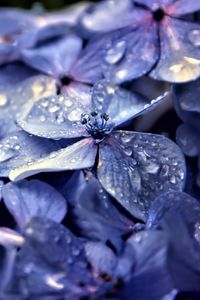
[71, 0, 200, 83]
[9, 80, 186, 221]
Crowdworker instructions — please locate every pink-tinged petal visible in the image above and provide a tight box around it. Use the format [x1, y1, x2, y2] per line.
[80, 0, 135, 33]
[22, 35, 82, 78]
[135, 0, 174, 11]
[150, 17, 200, 83]
[71, 11, 159, 84]
[166, 0, 200, 16]
[9, 138, 97, 181]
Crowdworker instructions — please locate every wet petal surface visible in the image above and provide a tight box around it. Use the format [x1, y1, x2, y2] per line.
[92, 80, 169, 126]
[71, 11, 159, 84]
[22, 35, 82, 78]
[0, 131, 59, 178]
[9, 138, 97, 181]
[0, 75, 57, 139]
[17, 84, 92, 139]
[2, 179, 67, 229]
[97, 131, 186, 221]
[150, 17, 200, 83]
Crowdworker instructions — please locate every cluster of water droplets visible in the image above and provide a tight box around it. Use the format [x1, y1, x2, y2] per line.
[0, 135, 21, 163]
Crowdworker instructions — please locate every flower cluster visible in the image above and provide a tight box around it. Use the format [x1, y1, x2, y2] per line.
[0, 1, 200, 300]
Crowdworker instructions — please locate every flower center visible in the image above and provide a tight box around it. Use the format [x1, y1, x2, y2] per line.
[152, 8, 165, 22]
[81, 111, 113, 142]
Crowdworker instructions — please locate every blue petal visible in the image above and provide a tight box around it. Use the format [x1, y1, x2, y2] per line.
[0, 131, 60, 178]
[135, 0, 175, 10]
[0, 63, 39, 85]
[97, 131, 186, 221]
[166, 0, 200, 16]
[173, 78, 200, 132]
[80, 0, 135, 33]
[22, 35, 82, 78]
[176, 124, 200, 157]
[2, 179, 67, 229]
[6, 217, 102, 299]
[147, 191, 200, 231]
[150, 17, 200, 83]
[17, 84, 92, 139]
[71, 12, 159, 84]
[85, 241, 117, 276]
[121, 230, 173, 300]
[0, 75, 57, 139]
[0, 9, 36, 64]
[92, 79, 169, 127]
[160, 212, 200, 292]
[9, 138, 97, 181]
[73, 176, 133, 249]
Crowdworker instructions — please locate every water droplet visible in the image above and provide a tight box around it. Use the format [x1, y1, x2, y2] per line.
[188, 29, 200, 47]
[48, 105, 60, 113]
[134, 234, 142, 243]
[68, 108, 83, 121]
[105, 40, 126, 64]
[160, 164, 169, 177]
[177, 169, 184, 180]
[0, 147, 15, 163]
[194, 222, 200, 244]
[64, 99, 73, 107]
[13, 144, 20, 150]
[169, 175, 176, 184]
[39, 115, 46, 122]
[0, 94, 8, 106]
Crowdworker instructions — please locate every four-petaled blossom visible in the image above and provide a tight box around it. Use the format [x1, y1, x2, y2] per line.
[9, 80, 185, 220]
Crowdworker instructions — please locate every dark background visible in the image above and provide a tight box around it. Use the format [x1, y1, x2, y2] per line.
[0, 0, 97, 10]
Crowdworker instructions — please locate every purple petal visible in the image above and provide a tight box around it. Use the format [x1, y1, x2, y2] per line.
[9, 138, 97, 181]
[22, 35, 82, 78]
[8, 217, 96, 299]
[73, 175, 133, 249]
[150, 17, 200, 83]
[17, 86, 92, 139]
[0, 63, 39, 85]
[147, 191, 200, 230]
[0, 75, 57, 139]
[160, 212, 200, 292]
[173, 78, 200, 131]
[97, 131, 186, 221]
[0, 9, 36, 64]
[71, 11, 159, 84]
[0, 131, 59, 178]
[80, 0, 135, 33]
[2, 179, 67, 229]
[176, 124, 200, 157]
[85, 242, 117, 276]
[122, 230, 173, 300]
[166, 0, 200, 16]
[92, 79, 169, 126]
[135, 0, 174, 10]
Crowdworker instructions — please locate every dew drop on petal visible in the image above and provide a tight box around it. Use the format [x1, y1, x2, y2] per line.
[68, 108, 83, 121]
[194, 223, 200, 244]
[169, 175, 176, 184]
[188, 29, 200, 47]
[105, 40, 126, 64]
[0, 94, 8, 106]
